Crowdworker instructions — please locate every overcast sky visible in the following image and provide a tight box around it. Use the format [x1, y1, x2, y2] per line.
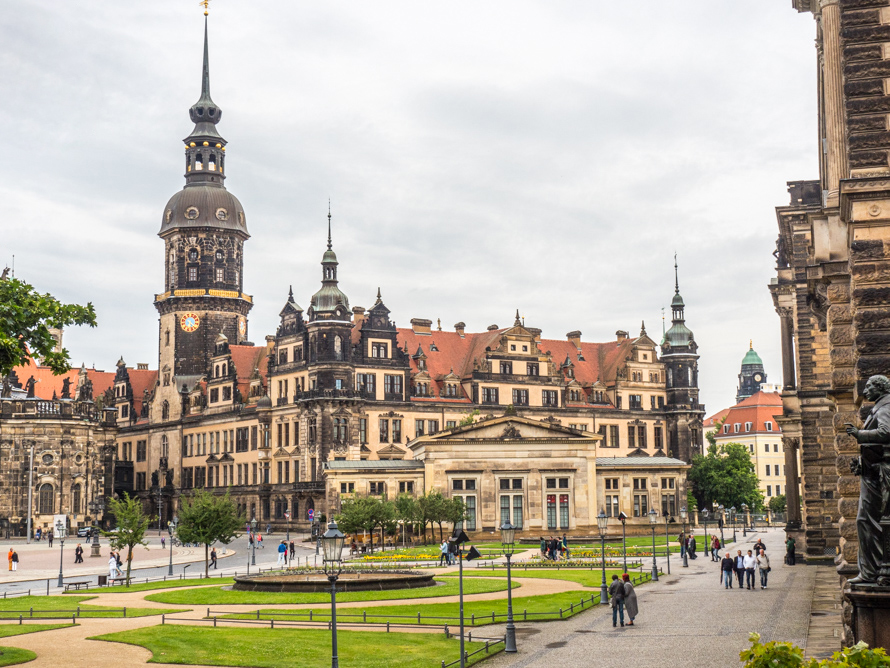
[1, 1, 817, 413]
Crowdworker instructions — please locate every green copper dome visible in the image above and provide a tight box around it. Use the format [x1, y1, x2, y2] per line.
[742, 343, 763, 367]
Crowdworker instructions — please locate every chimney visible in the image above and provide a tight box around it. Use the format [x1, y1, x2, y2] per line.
[137, 363, 148, 371]
[616, 330, 629, 342]
[352, 306, 366, 329]
[528, 327, 542, 342]
[411, 318, 432, 335]
[566, 330, 582, 349]
[454, 322, 466, 337]
[265, 335, 276, 354]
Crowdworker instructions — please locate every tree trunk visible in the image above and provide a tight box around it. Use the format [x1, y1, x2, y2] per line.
[437, 522, 443, 542]
[125, 546, 133, 587]
[204, 543, 209, 578]
[368, 529, 374, 554]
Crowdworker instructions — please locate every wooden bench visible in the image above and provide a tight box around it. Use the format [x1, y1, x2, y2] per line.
[107, 578, 127, 587]
[64, 581, 90, 591]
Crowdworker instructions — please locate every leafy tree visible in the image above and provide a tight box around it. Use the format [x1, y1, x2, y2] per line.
[103, 493, 153, 587]
[176, 490, 244, 577]
[444, 497, 467, 534]
[336, 497, 379, 552]
[0, 276, 96, 378]
[459, 409, 480, 426]
[690, 425, 764, 512]
[768, 495, 787, 514]
[394, 494, 420, 544]
[371, 499, 397, 549]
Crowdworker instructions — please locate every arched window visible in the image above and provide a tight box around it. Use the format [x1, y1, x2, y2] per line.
[38, 484, 54, 515]
[334, 336, 342, 361]
[196, 153, 203, 170]
[222, 363, 228, 376]
[208, 154, 217, 171]
[161, 435, 169, 458]
[162, 401, 169, 421]
[72, 484, 81, 514]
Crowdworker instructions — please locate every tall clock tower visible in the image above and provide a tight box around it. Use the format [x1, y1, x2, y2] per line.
[736, 342, 766, 403]
[155, 16, 252, 385]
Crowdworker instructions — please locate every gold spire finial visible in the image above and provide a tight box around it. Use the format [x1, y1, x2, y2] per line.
[749, 339, 753, 350]
[199, 0, 211, 16]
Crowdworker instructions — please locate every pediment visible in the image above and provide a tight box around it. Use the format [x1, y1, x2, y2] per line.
[427, 414, 598, 442]
[377, 444, 406, 459]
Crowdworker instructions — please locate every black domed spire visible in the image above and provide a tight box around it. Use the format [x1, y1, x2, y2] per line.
[187, 17, 224, 141]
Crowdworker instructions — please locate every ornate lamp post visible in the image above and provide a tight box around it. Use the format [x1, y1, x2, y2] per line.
[250, 517, 257, 566]
[648, 508, 659, 581]
[680, 506, 689, 567]
[741, 503, 748, 538]
[499, 521, 517, 653]
[155, 486, 164, 536]
[167, 516, 178, 576]
[55, 516, 66, 588]
[88, 497, 104, 558]
[730, 506, 737, 543]
[618, 511, 628, 573]
[663, 512, 671, 575]
[701, 508, 709, 561]
[596, 510, 609, 605]
[718, 504, 726, 547]
[322, 519, 346, 668]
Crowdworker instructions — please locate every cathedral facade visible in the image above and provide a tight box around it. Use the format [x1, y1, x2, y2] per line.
[1, 16, 704, 536]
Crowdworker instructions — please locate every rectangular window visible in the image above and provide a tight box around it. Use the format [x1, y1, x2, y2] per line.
[774, 464, 780, 476]
[428, 420, 439, 434]
[463, 495, 476, 531]
[765, 466, 770, 476]
[638, 425, 647, 448]
[606, 494, 620, 517]
[609, 425, 620, 447]
[369, 481, 385, 495]
[650, 396, 657, 409]
[527, 363, 539, 376]
[500, 361, 513, 375]
[629, 394, 642, 409]
[340, 482, 355, 494]
[546, 494, 557, 529]
[188, 267, 198, 282]
[661, 478, 675, 489]
[766, 422, 773, 432]
[359, 418, 367, 444]
[764, 443, 769, 452]
[392, 419, 402, 443]
[399, 481, 414, 493]
[482, 387, 499, 404]
[627, 425, 636, 448]
[384, 375, 403, 396]
[512, 389, 529, 406]
[542, 390, 558, 407]
[284, 461, 289, 484]
[415, 419, 425, 437]
[633, 478, 647, 490]
[452, 479, 464, 490]
[604, 478, 619, 490]
[379, 419, 389, 442]
[500, 495, 510, 526]
[661, 494, 676, 517]
[513, 495, 524, 529]
[252, 463, 257, 485]
[559, 494, 569, 529]
[633, 493, 648, 517]
[251, 426, 257, 450]
[773, 444, 779, 453]
[446, 420, 457, 429]
[654, 426, 663, 450]
[136, 440, 146, 462]
[776, 485, 781, 495]
[356, 373, 376, 396]
[745, 421, 752, 432]
[236, 428, 248, 453]
[767, 485, 772, 497]
[216, 267, 224, 282]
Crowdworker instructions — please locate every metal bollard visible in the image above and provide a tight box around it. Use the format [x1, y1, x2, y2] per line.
[162, 614, 165, 625]
[559, 609, 563, 618]
[471, 613, 474, 624]
[417, 612, 421, 623]
[468, 632, 472, 643]
[271, 619, 274, 629]
[123, 607, 126, 618]
[444, 624, 449, 637]
[213, 616, 217, 627]
[18, 615, 22, 625]
[386, 621, 390, 632]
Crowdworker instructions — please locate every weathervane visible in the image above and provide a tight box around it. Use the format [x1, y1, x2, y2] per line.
[199, 0, 211, 16]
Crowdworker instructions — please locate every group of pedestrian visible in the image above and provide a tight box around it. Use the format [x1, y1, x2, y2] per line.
[719, 539, 770, 590]
[539, 535, 569, 561]
[6, 548, 18, 571]
[678, 532, 698, 559]
[108, 551, 124, 579]
[608, 573, 639, 627]
[34, 527, 53, 544]
[438, 539, 458, 565]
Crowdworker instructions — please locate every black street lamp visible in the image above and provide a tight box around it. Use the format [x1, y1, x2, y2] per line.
[596, 511, 609, 605]
[499, 521, 517, 654]
[680, 506, 689, 567]
[730, 506, 737, 544]
[322, 519, 346, 668]
[663, 513, 671, 575]
[55, 516, 66, 588]
[741, 503, 748, 537]
[286, 508, 291, 545]
[156, 486, 164, 536]
[88, 497, 104, 558]
[701, 508, 710, 561]
[250, 517, 257, 566]
[167, 516, 178, 576]
[718, 504, 726, 547]
[648, 508, 659, 581]
[618, 511, 628, 573]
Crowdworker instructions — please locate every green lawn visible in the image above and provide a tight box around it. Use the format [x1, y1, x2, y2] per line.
[223, 589, 603, 627]
[0, 596, 182, 619]
[146, 576, 512, 606]
[0, 623, 73, 638]
[92, 624, 498, 667]
[462, 568, 643, 588]
[69, 578, 235, 594]
[0, 647, 36, 667]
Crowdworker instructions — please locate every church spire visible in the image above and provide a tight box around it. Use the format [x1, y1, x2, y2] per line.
[186, 16, 223, 141]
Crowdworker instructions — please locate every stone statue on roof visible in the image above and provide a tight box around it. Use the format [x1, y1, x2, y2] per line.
[61, 378, 71, 399]
[25, 376, 36, 398]
[846, 374, 890, 585]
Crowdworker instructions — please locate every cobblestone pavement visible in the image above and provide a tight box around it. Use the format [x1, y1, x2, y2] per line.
[483, 528, 818, 668]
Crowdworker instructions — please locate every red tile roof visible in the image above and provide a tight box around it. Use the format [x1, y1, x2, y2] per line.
[229, 345, 267, 399]
[8, 360, 115, 401]
[706, 391, 783, 436]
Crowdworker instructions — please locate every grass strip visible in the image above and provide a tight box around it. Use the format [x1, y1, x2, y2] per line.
[146, 576, 511, 606]
[222, 589, 605, 627]
[69, 578, 234, 594]
[462, 568, 637, 588]
[0, 647, 36, 667]
[0, 623, 74, 638]
[92, 624, 498, 667]
[0, 596, 183, 619]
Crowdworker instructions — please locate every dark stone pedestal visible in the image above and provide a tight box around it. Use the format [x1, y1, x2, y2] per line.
[847, 585, 890, 649]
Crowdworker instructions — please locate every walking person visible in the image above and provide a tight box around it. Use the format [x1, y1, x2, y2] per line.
[289, 540, 295, 561]
[48, 531, 53, 548]
[438, 539, 449, 567]
[609, 574, 625, 627]
[720, 552, 735, 589]
[622, 574, 638, 626]
[678, 532, 686, 561]
[688, 534, 697, 559]
[744, 550, 757, 590]
[540, 537, 546, 558]
[712, 536, 721, 561]
[757, 549, 771, 589]
[7, 548, 12, 571]
[734, 550, 745, 589]
[562, 534, 570, 560]
[210, 547, 218, 570]
[108, 554, 120, 580]
[74, 543, 84, 564]
[11, 550, 18, 571]
[277, 540, 287, 566]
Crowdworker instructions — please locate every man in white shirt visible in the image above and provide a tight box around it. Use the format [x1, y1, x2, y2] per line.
[743, 550, 757, 590]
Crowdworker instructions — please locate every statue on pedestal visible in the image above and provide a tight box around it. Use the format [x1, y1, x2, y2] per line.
[846, 375, 890, 585]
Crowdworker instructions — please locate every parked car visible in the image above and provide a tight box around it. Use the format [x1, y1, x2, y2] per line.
[76, 526, 98, 538]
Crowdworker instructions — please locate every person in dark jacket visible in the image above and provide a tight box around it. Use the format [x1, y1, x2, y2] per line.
[734, 550, 745, 588]
[608, 574, 625, 627]
[720, 553, 735, 588]
[74, 544, 84, 564]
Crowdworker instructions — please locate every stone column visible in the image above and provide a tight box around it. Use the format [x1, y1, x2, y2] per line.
[783, 437, 802, 529]
[820, 0, 848, 205]
[778, 307, 797, 390]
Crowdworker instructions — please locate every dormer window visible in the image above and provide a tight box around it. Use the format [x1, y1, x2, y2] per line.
[444, 383, 458, 398]
[188, 248, 199, 261]
[765, 422, 773, 431]
[744, 421, 752, 432]
[279, 349, 288, 365]
[215, 250, 224, 261]
[417, 358, 426, 371]
[500, 362, 513, 375]
[371, 343, 388, 358]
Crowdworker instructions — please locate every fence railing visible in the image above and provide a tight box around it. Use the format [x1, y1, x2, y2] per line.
[0, 607, 128, 619]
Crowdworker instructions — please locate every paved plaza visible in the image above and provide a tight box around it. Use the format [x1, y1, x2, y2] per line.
[0, 527, 840, 667]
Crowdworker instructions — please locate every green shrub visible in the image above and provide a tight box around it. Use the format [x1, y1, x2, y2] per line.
[740, 633, 890, 668]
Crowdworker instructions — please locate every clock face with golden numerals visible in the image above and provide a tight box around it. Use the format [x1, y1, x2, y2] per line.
[180, 312, 200, 333]
[238, 317, 246, 337]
